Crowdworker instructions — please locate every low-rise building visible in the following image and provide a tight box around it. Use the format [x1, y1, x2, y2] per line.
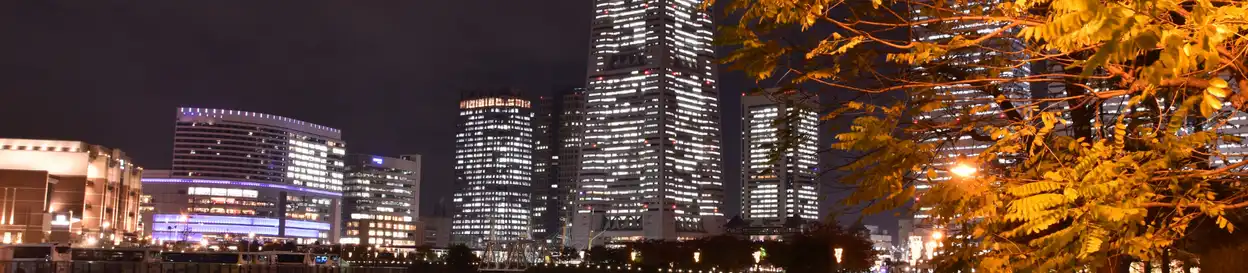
[0, 138, 143, 245]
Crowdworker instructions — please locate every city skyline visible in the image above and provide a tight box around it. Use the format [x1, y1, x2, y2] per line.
[1, 0, 898, 233]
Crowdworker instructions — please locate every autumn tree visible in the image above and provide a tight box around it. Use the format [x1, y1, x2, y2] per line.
[716, 0, 1248, 271]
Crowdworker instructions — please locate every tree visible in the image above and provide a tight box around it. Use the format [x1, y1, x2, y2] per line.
[445, 244, 480, 273]
[762, 220, 877, 273]
[717, 0, 1248, 272]
[694, 235, 756, 271]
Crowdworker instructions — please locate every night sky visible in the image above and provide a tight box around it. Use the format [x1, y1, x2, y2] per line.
[1, 0, 895, 232]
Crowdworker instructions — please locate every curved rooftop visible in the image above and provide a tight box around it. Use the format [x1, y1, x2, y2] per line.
[177, 107, 341, 139]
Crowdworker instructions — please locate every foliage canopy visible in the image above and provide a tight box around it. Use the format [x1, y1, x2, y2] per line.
[716, 0, 1248, 271]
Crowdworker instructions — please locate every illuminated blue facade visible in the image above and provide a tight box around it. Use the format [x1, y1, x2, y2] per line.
[142, 108, 346, 244]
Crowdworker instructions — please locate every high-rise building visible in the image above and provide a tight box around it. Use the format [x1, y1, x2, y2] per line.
[740, 93, 820, 226]
[0, 139, 144, 245]
[532, 87, 586, 242]
[453, 90, 534, 246]
[341, 154, 421, 247]
[571, 0, 726, 247]
[142, 108, 346, 244]
[909, 1, 1030, 221]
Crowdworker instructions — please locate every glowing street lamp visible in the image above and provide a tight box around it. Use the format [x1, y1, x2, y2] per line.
[950, 163, 978, 177]
[752, 250, 762, 264]
[693, 251, 701, 263]
[630, 250, 639, 262]
[833, 247, 844, 264]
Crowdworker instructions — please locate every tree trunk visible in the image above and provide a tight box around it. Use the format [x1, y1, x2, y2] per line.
[1160, 248, 1171, 273]
[1097, 255, 1131, 273]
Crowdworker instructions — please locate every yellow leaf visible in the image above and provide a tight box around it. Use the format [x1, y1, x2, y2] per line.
[1210, 77, 1229, 89]
[1208, 87, 1228, 98]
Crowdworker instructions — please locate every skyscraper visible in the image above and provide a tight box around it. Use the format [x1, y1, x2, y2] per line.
[909, 1, 1030, 220]
[142, 108, 345, 244]
[532, 87, 586, 242]
[341, 154, 421, 247]
[741, 92, 820, 226]
[572, 0, 725, 247]
[453, 90, 535, 246]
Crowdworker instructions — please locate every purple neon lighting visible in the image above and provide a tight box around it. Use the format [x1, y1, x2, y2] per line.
[285, 220, 331, 230]
[151, 223, 280, 236]
[142, 178, 341, 197]
[283, 228, 321, 238]
[154, 214, 281, 226]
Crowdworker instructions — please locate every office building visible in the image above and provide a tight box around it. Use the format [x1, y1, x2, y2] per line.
[531, 87, 586, 242]
[909, 1, 1030, 221]
[341, 154, 421, 247]
[453, 90, 534, 246]
[0, 139, 143, 245]
[142, 108, 345, 244]
[422, 201, 453, 247]
[863, 225, 899, 271]
[740, 92, 820, 227]
[572, 0, 727, 247]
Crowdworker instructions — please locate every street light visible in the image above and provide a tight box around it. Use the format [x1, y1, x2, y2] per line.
[833, 247, 844, 264]
[950, 162, 977, 177]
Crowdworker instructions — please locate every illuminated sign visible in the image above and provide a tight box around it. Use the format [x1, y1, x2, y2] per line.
[371, 157, 384, 165]
[459, 98, 531, 109]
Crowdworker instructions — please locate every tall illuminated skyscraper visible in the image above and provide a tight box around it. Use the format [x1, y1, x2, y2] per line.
[571, 0, 725, 247]
[452, 90, 535, 246]
[909, 0, 1029, 215]
[741, 93, 820, 226]
[905, 0, 1030, 252]
[532, 87, 586, 242]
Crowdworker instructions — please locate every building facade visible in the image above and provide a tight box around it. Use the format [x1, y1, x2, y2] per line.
[570, 0, 727, 247]
[453, 90, 535, 246]
[908, 0, 1030, 222]
[740, 93, 820, 227]
[0, 139, 143, 245]
[341, 154, 421, 247]
[531, 87, 586, 242]
[142, 108, 345, 244]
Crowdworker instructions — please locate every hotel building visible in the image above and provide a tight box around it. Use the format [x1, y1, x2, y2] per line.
[142, 108, 345, 244]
